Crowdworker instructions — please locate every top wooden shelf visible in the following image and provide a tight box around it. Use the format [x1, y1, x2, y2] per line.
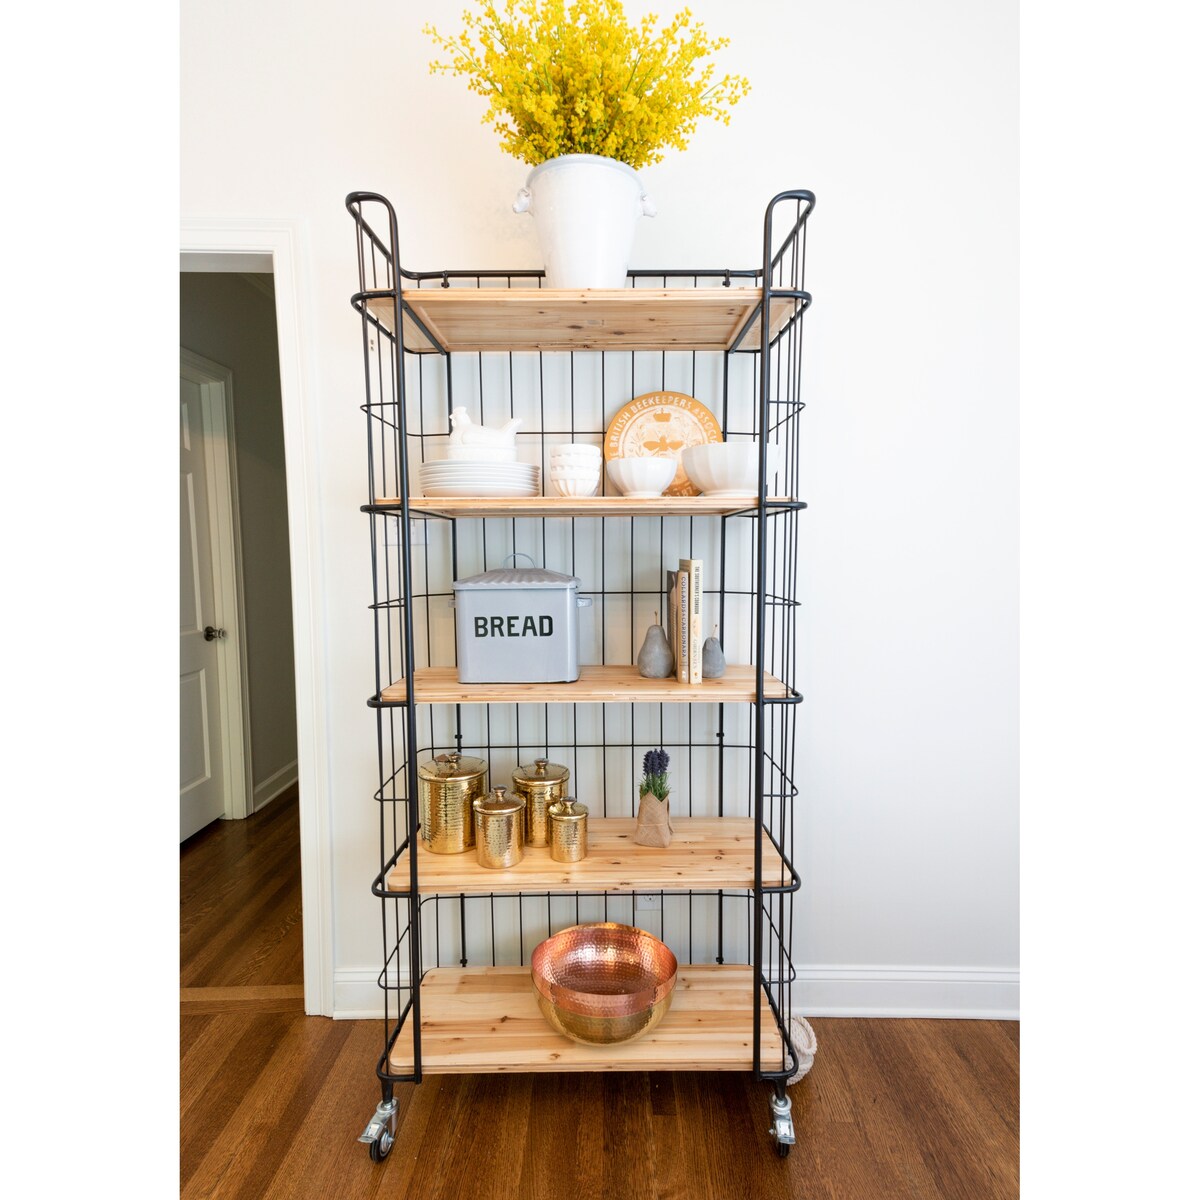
[364, 287, 803, 354]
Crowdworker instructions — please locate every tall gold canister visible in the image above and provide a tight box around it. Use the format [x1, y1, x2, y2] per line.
[549, 797, 589, 863]
[474, 787, 527, 868]
[511, 757, 571, 847]
[417, 752, 488, 853]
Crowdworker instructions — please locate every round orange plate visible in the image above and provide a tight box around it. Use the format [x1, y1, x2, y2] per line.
[603, 391, 723, 497]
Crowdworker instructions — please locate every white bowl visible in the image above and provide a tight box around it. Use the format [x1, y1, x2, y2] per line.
[550, 457, 602, 471]
[549, 443, 602, 460]
[605, 455, 675, 498]
[550, 476, 600, 497]
[550, 455, 602, 472]
[680, 443, 779, 497]
[551, 477, 601, 489]
[549, 465, 602, 479]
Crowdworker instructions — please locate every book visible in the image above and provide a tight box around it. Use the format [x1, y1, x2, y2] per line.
[675, 568, 689, 684]
[680, 558, 703, 683]
[666, 570, 678, 676]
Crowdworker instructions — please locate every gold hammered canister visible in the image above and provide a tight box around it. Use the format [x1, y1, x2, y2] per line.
[548, 796, 588, 863]
[511, 757, 571, 847]
[473, 787, 527, 869]
[417, 752, 488, 853]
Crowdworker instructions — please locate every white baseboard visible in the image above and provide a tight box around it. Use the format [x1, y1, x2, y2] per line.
[795, 965, 1019, 1019]
[334, 967, 408, 1020]
[331, 963, 1018, 1021]
[253, 760, 298, 812]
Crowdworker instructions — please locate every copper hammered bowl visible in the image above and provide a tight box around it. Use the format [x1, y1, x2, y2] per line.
[530, 922, 678, 1046]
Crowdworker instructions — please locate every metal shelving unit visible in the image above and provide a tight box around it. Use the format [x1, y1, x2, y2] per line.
[347, 187, 814, 1161]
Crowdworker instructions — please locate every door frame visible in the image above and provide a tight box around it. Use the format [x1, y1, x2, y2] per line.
[180, 348, 252, 822]
[180, 219, 333, 1017]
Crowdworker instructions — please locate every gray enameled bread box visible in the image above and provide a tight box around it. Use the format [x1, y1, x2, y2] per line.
[450, 562, 593, 683]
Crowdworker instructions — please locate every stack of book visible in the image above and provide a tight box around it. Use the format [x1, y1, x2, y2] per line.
[666, 558, 703, 684]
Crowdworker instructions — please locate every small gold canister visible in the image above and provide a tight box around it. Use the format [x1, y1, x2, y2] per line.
[473, 787, 527, 869]
[512, 757, 571, 848]
[548, 796, 588, 863]
[417, 752, 488, 854]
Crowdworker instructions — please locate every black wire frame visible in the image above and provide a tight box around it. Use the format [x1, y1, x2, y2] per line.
[346, 188, 814, 1098]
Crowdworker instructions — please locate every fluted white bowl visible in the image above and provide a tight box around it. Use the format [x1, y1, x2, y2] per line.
[605, 455, 675, 498]
[550, 465, 602, 479]
[550, 443, 602, 460]
[550, 452, 602, 470]
[550, 476, 600, 497]
[680, 443, 780, 498]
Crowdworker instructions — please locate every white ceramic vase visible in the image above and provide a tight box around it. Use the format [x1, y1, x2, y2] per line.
[513, 154, 656, 289]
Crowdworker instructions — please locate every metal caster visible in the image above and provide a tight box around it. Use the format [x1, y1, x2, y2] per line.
[359, 1097, 399, 1163]
[769, 1091, 795, 1159]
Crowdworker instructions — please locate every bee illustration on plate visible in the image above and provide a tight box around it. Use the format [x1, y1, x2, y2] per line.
[634, 409, 687, 456]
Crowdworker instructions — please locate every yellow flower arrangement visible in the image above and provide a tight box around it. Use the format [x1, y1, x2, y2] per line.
[425, 0, 751, 170]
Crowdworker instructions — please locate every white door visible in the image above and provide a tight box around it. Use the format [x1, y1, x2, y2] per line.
[180, 375, 226, 840]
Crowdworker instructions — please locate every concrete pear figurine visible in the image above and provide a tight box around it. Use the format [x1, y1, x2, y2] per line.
[701, 625, 726, 679]
[637, 611, 675, 678]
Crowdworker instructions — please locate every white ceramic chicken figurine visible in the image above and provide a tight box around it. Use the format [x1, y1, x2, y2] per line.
[449, 407, 522, 446]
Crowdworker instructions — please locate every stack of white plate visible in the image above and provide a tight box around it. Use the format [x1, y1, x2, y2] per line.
[419, 460, 540, 498]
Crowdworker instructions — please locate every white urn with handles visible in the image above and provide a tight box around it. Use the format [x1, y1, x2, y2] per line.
[513, 154, 656, 289]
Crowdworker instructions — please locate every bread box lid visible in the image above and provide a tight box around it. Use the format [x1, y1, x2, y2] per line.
[453, 566, 579, 590]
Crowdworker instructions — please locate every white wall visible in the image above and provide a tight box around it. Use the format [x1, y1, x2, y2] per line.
[181, 0, 1017, 1016]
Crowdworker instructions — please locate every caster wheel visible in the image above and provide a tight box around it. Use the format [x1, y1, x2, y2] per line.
[769, 1090, 795, 1159]
[368, 1131, 394, 1163]
[359, 1097, 399, 1163]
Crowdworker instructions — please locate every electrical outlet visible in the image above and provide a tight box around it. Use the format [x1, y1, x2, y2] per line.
[634, 893, 661, 912]
[384, 519, 427, 548]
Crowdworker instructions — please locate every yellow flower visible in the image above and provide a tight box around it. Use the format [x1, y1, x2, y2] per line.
[425, 0, 750, 169]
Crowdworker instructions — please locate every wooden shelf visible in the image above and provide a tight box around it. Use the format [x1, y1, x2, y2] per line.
[365, 287, 803, 354]
[388, 965, 783, 1074]
[377, 495, 801, 519]
[380, 663, 791, 705]
[384, 817, 789, 896]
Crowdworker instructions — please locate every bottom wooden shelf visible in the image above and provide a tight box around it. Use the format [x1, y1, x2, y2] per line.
[388, 964, 783, 1075]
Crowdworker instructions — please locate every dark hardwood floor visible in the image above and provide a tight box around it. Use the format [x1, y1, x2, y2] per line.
[181, 783, 304, 1011]
[181, 792, 1019, 1199]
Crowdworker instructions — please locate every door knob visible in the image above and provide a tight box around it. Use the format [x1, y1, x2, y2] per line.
[203, 625, 227, 642]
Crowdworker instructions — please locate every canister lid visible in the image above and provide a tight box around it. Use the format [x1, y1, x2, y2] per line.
[513, 757, 571, 785]
[453, 565, 579, 590]
[549, 797, 588, 821]
[418, 752, 488, 781]
[473, 786, 526, 816]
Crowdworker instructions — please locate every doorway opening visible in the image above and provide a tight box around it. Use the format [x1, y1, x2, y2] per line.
[179, 269, 303, 1004]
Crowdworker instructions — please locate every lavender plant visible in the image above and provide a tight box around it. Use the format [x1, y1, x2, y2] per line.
[639, 749, 671, 801]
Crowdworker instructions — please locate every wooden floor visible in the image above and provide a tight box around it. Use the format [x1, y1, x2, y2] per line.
[180, 783, 305, 1009]
[181, 792, 1018, 1199]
